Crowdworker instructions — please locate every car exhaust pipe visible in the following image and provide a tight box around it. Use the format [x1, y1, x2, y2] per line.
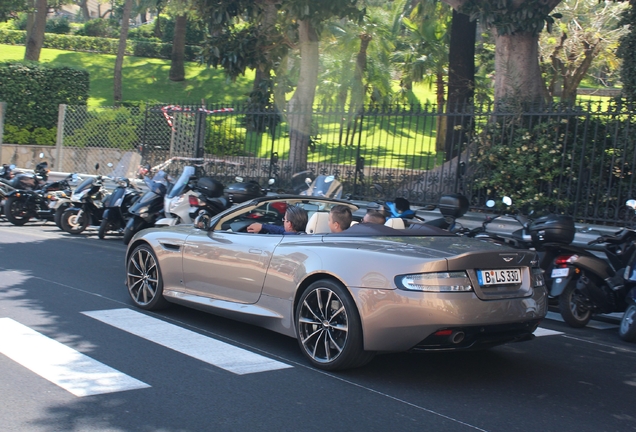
[450, 331, 465, 344]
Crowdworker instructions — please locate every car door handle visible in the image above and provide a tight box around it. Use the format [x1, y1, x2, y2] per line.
[249, 248, 262, 255]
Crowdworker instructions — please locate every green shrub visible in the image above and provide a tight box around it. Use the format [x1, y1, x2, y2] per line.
[0, 61, 89, 129]
[3, 124, 31, 144]
[31, 127, 57, 145]
[80, 18, 119, 38]
[204, 119, 247, 156]
[64, 106, 143, 150]
[128, 24, 158, 41]
[46, 17, 71, 35]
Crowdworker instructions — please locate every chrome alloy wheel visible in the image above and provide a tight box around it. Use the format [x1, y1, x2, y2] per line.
[126, 245, 167, 310]
[298, 287, 349, 364]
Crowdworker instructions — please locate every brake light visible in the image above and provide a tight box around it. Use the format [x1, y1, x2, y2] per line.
[555, 255, 577, 266]
[189, 195, 202, 207]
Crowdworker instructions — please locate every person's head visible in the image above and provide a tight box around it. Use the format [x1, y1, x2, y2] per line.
[363, 208, 386, 224]
[394, 197, 410, 213]
[329, 205, 352, 233]
[283, 206, 308, 232]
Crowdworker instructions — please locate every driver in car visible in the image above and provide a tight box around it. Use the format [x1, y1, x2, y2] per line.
[247, 206, 308, 235]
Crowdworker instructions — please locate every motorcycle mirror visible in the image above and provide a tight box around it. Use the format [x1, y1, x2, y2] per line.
[235, 176, 244, 183]
[305, 178, 312, 185]
[486, 200, 496, 208]
[502, 196, 513, 206]
[268, 178, 275, 185]
[107, 162, 113, 168]
[626, 199, 636, 210]
[194, 213, 210, 230]
[9, 164, 15, 170]
[95, 163, 100, 171]
[39, 152, 44, 158]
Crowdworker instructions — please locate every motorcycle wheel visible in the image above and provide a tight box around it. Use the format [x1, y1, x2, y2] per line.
[123, 217, 147, 245]
[54, 203, 71, 229]
[98, 219, 114, 239]
[61, 208, 89, 235]
[4, 196, 31, 226]
[619, 305, 636, 342]
[559, 279, 592, 328]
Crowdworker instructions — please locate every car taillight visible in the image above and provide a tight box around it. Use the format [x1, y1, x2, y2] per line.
[555, 255, 577, 266]
[189, 195, 202, 206]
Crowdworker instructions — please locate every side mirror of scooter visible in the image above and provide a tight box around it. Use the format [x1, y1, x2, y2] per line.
[305, 178, 312, 186]
[39, 152, 44, 159]
[502, 196, 513, 206]
[486, 200, 496, 208]
[626, 199, 636, 210]
[235, 176, 244, 183]
[268, 178, 275, 186]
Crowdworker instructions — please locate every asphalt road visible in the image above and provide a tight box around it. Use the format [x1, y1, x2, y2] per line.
[1, 219, 635, 432]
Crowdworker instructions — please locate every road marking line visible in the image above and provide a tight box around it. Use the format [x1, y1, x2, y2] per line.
[534, 327, 564, 337]
[0, 318, 150, 397]
[82, 308, 292, 375]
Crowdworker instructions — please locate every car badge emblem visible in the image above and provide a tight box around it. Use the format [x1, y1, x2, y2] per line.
[502, 257, 513, 262]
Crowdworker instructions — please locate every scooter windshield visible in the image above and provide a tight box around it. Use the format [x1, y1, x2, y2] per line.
[73, 177, 95, 194]
[308, 175, 343, 199]
[167, 166, 195, 199]
[144, 171, 168, 195]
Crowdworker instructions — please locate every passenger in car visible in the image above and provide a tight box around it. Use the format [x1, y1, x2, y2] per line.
[328, 205, 352, 233]
[362, 208, 387, 224]
[247, 206, 308, 235]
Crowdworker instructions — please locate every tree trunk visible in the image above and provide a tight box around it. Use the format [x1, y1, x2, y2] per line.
[169, 14, 187, 82]
[445, 10, 476, 160]
[24, 0, 47, 61]
[80, 0, 90, 21]
[114, 0, 133, 106]
[493, 31, 549, 108]
[154, 6, 163, 38]
[287, 20, 319, 173]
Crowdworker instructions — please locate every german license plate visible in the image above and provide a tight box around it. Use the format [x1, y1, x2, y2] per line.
[551, 268, 569, 278]
[477, 269, 522, 286]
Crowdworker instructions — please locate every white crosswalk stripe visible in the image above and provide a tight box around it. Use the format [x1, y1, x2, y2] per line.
[0, 318, 150, 397]
[82, 308, 292, 375]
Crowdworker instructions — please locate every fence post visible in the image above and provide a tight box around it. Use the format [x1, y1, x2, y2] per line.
[0, 101, 5, 165]
[55, 104, 67, 171]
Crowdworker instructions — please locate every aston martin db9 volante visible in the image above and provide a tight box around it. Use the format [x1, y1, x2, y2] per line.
[125, 196, 548, 370]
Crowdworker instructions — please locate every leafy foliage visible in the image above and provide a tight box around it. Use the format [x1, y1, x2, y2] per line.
[0, 61, 89, 130]
[64, 106, 143, 149]
[459, 0, 562, 36]
[204, 119, 247, 156]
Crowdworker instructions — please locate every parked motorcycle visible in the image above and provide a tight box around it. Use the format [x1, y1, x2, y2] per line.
[122, 170, 172, 245]
[98, 177, 142, 239]
[155, 166, 199, 227]
[3, 162, 75, 226]
[60, 172, 109, 235]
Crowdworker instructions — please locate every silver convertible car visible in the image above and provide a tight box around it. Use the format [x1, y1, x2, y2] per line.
[125, 196, 548, 370]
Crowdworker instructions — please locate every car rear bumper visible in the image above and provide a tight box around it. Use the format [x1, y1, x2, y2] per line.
[350, 286, 548, 352]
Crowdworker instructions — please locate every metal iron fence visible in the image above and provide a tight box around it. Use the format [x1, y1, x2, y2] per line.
[2, 99, 635, 226]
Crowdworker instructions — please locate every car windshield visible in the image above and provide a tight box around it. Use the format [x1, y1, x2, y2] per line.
[167, 166, 195, 198]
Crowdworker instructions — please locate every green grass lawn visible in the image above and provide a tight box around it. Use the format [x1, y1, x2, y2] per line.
[0, 44, 437, 108]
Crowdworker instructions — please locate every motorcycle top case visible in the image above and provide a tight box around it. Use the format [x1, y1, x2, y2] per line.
[529, 214, 575, 245]
[438, 193, 469, 218]
[224, 181, 262, 203]
[196, 177, 224, 198]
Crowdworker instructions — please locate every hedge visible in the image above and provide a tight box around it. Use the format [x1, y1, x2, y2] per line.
[0, 29, 200, 61]
[0, 61, 89, 131]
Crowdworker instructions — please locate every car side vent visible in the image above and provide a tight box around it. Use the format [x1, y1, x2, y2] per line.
[160, 242, 181, 252]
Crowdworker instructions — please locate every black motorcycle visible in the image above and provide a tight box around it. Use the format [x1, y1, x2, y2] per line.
[60, 175, 109, 235]
[98, 177, 142, 239]
[3, 162, 74, 226]
[122, 170, 171, 245]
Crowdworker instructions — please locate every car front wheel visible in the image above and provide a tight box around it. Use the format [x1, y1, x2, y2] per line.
[126, 244, 169, 310]
[295, 279, 374, 371]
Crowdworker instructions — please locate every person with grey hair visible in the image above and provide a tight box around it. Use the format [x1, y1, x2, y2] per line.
[247, 205, 308, 235]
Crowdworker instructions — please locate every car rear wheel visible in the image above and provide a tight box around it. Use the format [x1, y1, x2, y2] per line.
[126, 244, 169, 310]
[559, 279, 592, 328]
[295, 279, 374, 371]
[619, 305, 636, 342]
